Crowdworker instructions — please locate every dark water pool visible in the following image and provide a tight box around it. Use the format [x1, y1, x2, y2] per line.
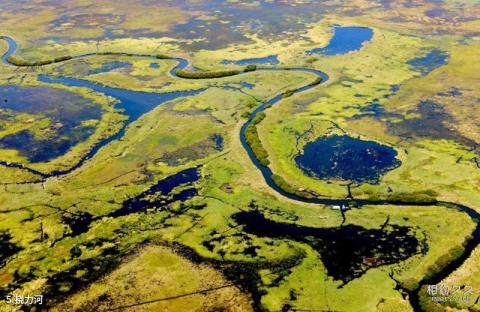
[88, 61, 131, 75]
[295, 135, 401, 183]
[407, 49, 448, 76]
[0, 85, 102, 162]
[239, 82, 255, 89]
[62, 212, 95, 237]
[109, 167, 200, 218]
[0, 231, 22, 267]
[389, 100, 477, 150]
[169, 0, 326, 50]
[58, 167, 201, 236]
[233, 210, 423, 282]
[306, 26, 373, 56]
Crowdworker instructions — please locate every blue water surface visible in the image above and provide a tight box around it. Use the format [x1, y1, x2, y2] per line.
[0, 36, 17, 64]
[38, 75, 204, 121]
[306, 26, 374, 56]
[88, 61, 131, 75]
[407, 49, 448, 76]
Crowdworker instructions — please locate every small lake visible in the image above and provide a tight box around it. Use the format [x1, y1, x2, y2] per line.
[295, 135, 401, 183]
[0, 85, 102, 162]
[88, 61, 132, 75]
[109, 167, 200, 218]
[407, 49, 448, 76]
[306, 26, 373, 56]
[234, 210, 422, 282]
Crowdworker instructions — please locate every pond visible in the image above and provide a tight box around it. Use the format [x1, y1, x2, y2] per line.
[88, 61, 131, 75]
[306, 26, 373, 56]
[0, 231, 22, 267]
[295, 135, 401, 183]
[233, 210, 423, 283]
[109, 167, 200, 218]
[0, 85, 102, 162]
[407, 49, 448, 76]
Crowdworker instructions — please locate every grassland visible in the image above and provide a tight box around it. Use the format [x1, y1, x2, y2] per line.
[440, 246, 480, 311]
[51, 244, 253, 311]
[0, 57, 333, 311]
[0, 76, 127, 175]
[1, 72, 474, 311]
[196, 155, 476, 312]
[255, 25, 480, 213]
[0, 51, 316, 181]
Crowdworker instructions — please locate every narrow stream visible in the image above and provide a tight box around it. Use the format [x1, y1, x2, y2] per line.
[0, 36, 17, 64]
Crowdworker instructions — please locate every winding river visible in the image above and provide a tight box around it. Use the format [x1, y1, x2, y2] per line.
[1, 35, 479, 312]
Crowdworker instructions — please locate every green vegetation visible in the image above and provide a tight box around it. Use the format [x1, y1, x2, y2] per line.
[271, 174, 313, 199]
[282, 89, 295, 98]
[156, 54, 171, 59]
[6, 55, 33, 66]
[54, 55, 73, 63]
[51, 244, 253, 311]
[441, 245, 480, 311]
[384, 190, 438, 203]
[175, 69, 241, 79]
[7, 55, 73, 66]
[245, 112, 270, 166]
[310, 76, 323, 86]
[244, 64, 257, 72]
[0, 1, 479, 311]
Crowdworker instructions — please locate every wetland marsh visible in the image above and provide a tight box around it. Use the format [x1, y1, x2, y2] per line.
[0, 1, 479, 311]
